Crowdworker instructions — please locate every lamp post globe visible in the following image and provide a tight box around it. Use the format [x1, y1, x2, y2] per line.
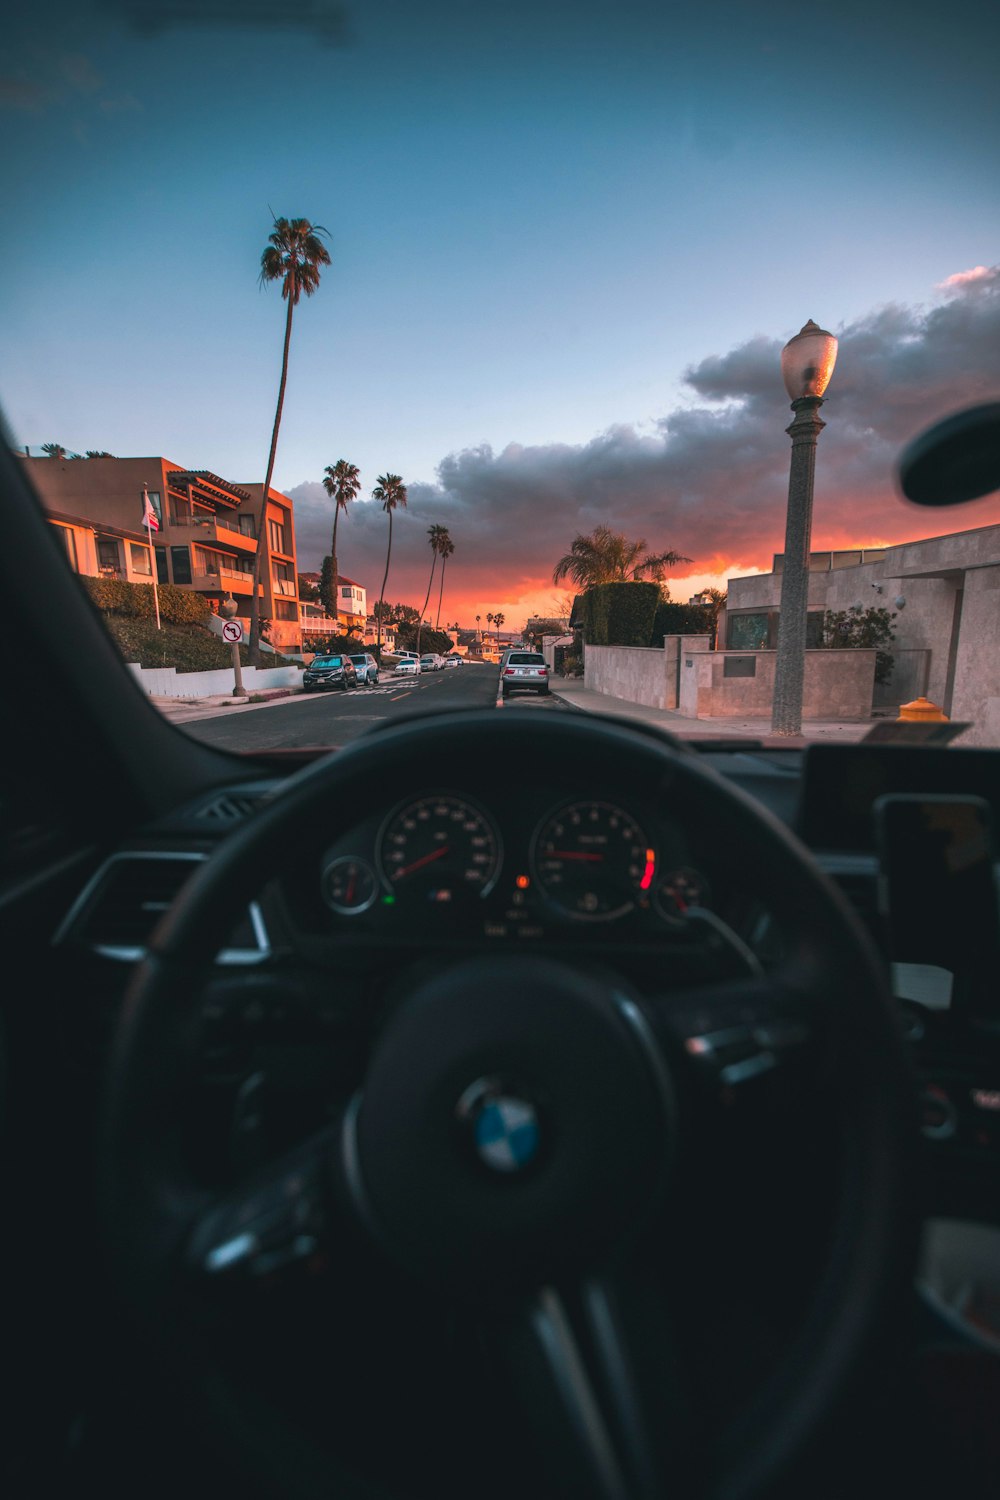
[771, 320, 839, 737]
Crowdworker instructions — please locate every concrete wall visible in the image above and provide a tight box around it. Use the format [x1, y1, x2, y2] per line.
[949, 565, 1000, 746]
[678, 649, 875, 720]
[584, 637, 709, 709]
[126, 662, 303, 697]
[584, 639, 872, 719]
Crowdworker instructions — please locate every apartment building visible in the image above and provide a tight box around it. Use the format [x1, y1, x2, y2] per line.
[298, 572, 369, 644]
[24, 455, 302, 653]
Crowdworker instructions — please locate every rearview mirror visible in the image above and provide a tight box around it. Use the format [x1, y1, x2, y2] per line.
[898, 402, 1000, 506]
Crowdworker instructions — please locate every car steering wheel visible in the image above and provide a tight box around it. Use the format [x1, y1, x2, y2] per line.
[101, 710, 919, 1500]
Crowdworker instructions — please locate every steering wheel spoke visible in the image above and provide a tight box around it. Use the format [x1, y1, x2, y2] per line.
[482, 1267, 696, 1500]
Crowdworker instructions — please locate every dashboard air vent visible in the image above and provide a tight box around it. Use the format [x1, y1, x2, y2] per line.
[57, 852, 268, 964]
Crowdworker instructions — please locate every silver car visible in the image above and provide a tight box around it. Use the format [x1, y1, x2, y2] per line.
[349, 652, 380, 686]
[500, 651, 550, 699]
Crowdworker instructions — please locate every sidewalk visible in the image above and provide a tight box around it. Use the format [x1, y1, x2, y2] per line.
[547, 678, 877, 745]
[147, 686, 308, 724]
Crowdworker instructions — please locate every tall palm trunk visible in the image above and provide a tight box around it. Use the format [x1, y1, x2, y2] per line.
[330, 505, 341, 629]
[416, 553, 437, 656]
[377, 509, 394, 652]
[435, 553, 448, 627]
[249, 295, 295, 665]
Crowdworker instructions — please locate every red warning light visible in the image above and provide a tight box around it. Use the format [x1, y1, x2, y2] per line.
[640, 848, 656, 892]
[516, 874, 530, 890]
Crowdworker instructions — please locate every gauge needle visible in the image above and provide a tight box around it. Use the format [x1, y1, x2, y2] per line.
[395, 844, 450, 879]
[546, 850, 604, 861]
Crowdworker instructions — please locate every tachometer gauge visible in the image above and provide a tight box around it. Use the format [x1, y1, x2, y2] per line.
[532, 801, 655, 921]
[322, 856, 378, 916]
[378, 794, 501, 902]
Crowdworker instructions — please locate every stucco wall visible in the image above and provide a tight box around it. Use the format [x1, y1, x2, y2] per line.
[126, 663, 303, 697]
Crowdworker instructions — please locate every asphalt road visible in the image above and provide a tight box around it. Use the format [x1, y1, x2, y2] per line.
[183, 665, 567, 752]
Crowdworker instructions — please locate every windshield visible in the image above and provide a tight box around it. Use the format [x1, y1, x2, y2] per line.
[5, 0, 1000, 753]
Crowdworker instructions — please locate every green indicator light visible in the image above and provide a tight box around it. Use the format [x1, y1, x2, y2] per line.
[381, 894, 396, 906]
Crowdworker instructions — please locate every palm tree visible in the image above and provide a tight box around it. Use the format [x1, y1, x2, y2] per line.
[373, 474, 408, 651]
[41, 443, 67, 459]
[487, 612, 494, 652]
[476, 614, 481, 643]
[321, 459, 361, 623]
[552, 524, 691, 589]
[494, 610, 505, 647]
[435, 531, 455, 627]
[416, 524, 447, 655]
[249, 215, 331, 664]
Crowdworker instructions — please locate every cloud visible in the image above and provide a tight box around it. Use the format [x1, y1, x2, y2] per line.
[288, 267, 1000, 621]
[937, 266, 993, 290]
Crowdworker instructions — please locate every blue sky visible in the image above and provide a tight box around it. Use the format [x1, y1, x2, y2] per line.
[3, 0, 999, 619]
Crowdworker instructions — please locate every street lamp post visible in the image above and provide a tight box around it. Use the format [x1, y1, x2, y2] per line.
[770, 320, 839, 736]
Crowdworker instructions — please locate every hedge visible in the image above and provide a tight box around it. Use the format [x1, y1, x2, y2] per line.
[578, 582, 660, 646]
[651, 601, 715, 640]
[82, 575, 210, 625]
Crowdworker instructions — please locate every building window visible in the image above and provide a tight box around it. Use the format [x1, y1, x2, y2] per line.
[727, 612, 769, 650]
[155, 547, 168, 584]
[144, 490, 162, 521]
[268, 519, 287, 555]
[239, 514, 255, 537]
[170, 546, 192, 585]
[97, 537, 121, 575]
[193, 546, 221, 577]
[51, 523, 78, 572]
[129, 542, 153, 575]
[275, 600, 298, 620]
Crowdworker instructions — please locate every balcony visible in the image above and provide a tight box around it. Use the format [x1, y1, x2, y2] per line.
[162, 515, 257, 551]
[190, 569, 259, 595]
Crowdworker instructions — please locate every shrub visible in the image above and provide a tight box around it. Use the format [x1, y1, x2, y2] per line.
[82, 575, 210, 625]
[651, 601, 715, 641]
[821, 605, 897, 685]
[578, 582, 659, 646]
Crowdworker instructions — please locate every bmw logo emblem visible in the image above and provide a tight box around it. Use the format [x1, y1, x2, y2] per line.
[456, 1078, 542, 1174]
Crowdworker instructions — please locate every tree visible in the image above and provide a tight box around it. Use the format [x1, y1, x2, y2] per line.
[493, 610, 505, 645]
[435, 531, 455, 627]
[373, 474, 408, 651]
[41, 443, 67, 459]
[552, 525, 691, 589]
[249, 215, 331, 664]
[416, 524, 448, 655]
[318, 556, 339, 618]
[821, 605, 897, 685]
[298, 572, 320, 603]
[321, 459, 361, 622]
[85, 450, 115, 458]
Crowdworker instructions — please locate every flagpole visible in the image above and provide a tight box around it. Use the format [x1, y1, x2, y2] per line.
[144, 484, 162, 631]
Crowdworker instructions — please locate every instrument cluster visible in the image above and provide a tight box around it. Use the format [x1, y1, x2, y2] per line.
[313, 789, 718, 943]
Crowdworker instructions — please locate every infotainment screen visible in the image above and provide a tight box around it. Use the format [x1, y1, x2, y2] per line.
[800, 745, 1000, 852]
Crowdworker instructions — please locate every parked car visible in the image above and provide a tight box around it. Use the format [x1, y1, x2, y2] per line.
[444, 655, 462, 667]
[302, 653, 358, 692]
[500, 651, 550, 698]
[349, 653, 380, 686]
[394, 656, 419, 676]
[420, 653, 445, 672]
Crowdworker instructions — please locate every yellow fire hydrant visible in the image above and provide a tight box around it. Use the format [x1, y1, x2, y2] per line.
[897, 696, 949, 722]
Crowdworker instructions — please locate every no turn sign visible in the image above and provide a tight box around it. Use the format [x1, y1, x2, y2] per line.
[222, 619, 244, 644]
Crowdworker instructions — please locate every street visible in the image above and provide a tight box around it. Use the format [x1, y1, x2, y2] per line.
[182, 665, 568, 752]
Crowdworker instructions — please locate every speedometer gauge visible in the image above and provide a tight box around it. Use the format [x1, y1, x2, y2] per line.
[378, 794, 501, 902]
[532, 801, 655, 921]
